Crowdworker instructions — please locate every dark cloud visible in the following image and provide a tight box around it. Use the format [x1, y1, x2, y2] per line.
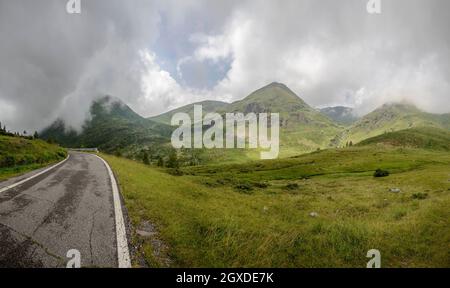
[0, 0, 449, 132]
[0, 0, 159, 132]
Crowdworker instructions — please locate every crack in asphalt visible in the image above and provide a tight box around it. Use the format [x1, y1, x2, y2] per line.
[31, 169, 89, 236]
[0, 152, 120, 268]
[0, 222, 64, 266]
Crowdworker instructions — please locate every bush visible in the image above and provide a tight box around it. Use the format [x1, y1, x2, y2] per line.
[167, 150, 179, 169]
[285, 183, 300, 190]
[157, 156, 164, 167]
[234, 182, 254, 194]
[0, 155, 15, 168]
[167, 168, 183, 176]
[412, 192, 428, 200]
[57, 151, 67, 158]
[253, 181, 269, 188]
[142, 151, 150, 165]
[374, 169, 389, 177]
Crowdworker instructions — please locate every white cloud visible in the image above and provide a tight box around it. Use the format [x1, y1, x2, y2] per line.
[187, 0, 450, 115]
[1, 0, 449, 133]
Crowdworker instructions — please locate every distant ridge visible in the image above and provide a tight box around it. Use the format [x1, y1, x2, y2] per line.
[40, 84, 450, 161]
[149, 100, 229, 124]
[41, 96, 172, 153]
[358, 127, 450, 151]
[319, 106, 359, 125]
[334, 102, 450, 146]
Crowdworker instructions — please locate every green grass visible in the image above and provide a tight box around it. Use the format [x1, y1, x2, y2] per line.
[358, 127, 450, 151]
[102, 144, 450, 268]
[0, 135, 67, 181]
[339, 103, 450, 146]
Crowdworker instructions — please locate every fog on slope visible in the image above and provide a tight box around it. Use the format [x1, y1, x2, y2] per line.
[0, 0, 449, 133]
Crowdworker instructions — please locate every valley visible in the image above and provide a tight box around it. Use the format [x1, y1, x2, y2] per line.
[2, 113, 449, 267]
[30, 82, 450, 268]
[102, 128, 450, 267]
[40, 82, 450, 165]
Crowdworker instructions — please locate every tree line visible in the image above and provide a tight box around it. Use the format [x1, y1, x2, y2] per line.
[0, 120, 39, 140]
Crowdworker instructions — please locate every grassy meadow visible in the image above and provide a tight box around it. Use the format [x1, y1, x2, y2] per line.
[0, 135, 67, 181]
[101, 140, 450, 268]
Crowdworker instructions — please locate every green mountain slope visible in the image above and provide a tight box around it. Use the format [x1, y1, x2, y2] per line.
[319, 106, 359, 125]
[148, 82, 343, 158]
[336, 103, 450, 146]
[358, 127, 450, 151]
[40, 96, 172, 153]
[220, 82, 342, 157]
[0, 135, 67, 180]
[149, 100, 229, 124]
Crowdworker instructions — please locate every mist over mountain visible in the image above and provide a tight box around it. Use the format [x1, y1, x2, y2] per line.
[40, 96, 172, 153]
[1, 1, 450, 133]
[319, 106, 359, 125]
[40, 81, 450, 161]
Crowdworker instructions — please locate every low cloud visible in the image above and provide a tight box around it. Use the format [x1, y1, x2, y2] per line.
[0, 0, 449, 133]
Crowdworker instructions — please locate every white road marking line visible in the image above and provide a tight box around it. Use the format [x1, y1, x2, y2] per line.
[0, 155, 70, 194]
[94, 154, 132, 268]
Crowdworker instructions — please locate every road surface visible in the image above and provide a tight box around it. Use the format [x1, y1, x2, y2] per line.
[0, 152, 129, 268]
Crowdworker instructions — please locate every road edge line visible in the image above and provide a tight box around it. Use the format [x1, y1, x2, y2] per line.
[0, 154, 70, 194]
[94, 154, 132, 268]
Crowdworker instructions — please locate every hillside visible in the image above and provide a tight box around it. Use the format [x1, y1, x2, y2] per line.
[335, 103, 450, 146]
[0, 135, 67, 180]
[103, 142, 450, 267]
[358, 127, 450, 151]
[146, 82, 343, 159]
[40, 96, 172, 154]
[149, 100, 229, 125]
[319, 106, 359, 125]
[219, 82, 343, 157]
[39, 87, 450, 163]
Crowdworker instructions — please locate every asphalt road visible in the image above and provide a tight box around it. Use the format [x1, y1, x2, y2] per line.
[0, 152, 124, 268]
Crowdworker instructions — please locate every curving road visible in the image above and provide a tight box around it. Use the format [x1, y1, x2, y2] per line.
[0, 152, 129, 268]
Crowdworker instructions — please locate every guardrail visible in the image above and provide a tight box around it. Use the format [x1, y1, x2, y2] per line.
[69, 148, 99, 153]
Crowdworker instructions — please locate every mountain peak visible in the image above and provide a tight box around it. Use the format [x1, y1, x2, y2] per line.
[257, 82, 297, 96]
[232, 82, 308, 112]
[266, 82, 289, 88]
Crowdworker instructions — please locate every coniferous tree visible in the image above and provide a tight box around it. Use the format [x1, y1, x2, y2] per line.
[167, 150, 179, 168]
[142, 151, 150, 165]
[157, 156, 164, 167]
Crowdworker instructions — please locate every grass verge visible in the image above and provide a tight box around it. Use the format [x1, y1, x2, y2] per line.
[102, 146, 450, 267]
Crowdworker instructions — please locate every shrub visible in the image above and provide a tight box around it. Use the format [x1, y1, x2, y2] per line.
[285, 183, 299, 190]
[412, 192, 428, 200]
[234, 182, 254, 193]
[0, 155, 15, 168]
[167, 168, 183, 176]
[142, 151, 150, 165]
[374, 169, 389, 177]
[167, 150, 179, 169]
[157, 156, 164, 167]
[57, 151, 67, 158]
[253, 181, 269, 188]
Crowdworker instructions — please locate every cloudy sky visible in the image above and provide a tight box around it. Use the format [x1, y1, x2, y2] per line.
[0, 0, 449, 132]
